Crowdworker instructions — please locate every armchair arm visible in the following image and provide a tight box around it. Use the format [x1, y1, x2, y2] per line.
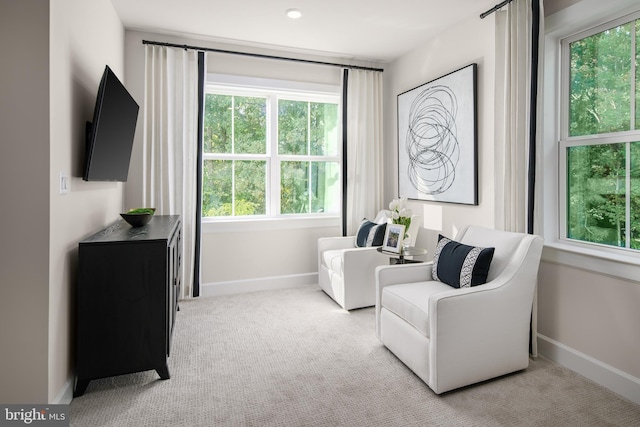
[340, 246, 391, 310]
[377, 262, 434, 288]
[318, 236, 355, 252]
[318, 236, 355, 272]
[375, 262, 433, 338]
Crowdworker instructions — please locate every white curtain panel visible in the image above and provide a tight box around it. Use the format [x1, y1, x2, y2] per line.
[494, 0, 544, 355]
[143, 45, 199, 299]
[494, 0, 544, 233]
[345, 69, 384, 235]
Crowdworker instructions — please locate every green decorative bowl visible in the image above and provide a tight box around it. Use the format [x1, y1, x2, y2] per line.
[120, 208, 155, 227]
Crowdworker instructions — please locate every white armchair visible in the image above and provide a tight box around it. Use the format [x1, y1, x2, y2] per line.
[318, 211, 421, 310]
[376, 226, 543, 394]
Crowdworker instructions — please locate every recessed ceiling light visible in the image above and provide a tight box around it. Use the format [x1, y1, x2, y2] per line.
[286, 9, 302, 19]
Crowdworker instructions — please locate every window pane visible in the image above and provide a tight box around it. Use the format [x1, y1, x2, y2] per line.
[202, 160, 266, 217]
[281, 161, 309, 214]
[204, 94, 232, 153]
[569, 23, 632, 136]
[279, 100, 308, 155]
[235, 96, 266, 154]
[567, 143, 626, 247]
[310, 103, 339, 156]
[310, 161, 340, 213]
[234, 160, 266, 215]
[202, 160, 232, 216]
[631, 142, 640, 248]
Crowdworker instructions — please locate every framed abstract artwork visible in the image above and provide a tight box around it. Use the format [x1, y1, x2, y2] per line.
[397, 63, 478, 205]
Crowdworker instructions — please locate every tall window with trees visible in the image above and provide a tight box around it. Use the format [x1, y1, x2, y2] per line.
[201, 84, 340, 219]
[561, 13, 640, 250]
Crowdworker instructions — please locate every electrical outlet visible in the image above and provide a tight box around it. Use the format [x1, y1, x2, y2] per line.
[59, 171, 69, 195]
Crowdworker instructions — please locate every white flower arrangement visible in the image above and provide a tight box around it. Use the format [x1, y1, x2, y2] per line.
[389, 197, 411, 240]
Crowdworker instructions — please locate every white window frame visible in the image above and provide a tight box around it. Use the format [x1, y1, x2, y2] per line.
[558, 11, 640, 255]
[542, 0, 640, 279]
[201, 74, 342, 228]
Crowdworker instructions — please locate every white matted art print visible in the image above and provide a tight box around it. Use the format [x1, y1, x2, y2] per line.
[397, 63, 478, 205]
[382, 223, 405, 253]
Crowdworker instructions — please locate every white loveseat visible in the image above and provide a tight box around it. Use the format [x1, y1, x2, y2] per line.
[375, 225, 543, 394]
[318, 211, 421, 310]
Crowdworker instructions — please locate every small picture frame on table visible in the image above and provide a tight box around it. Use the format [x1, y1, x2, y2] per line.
[382, 224, 405, 253]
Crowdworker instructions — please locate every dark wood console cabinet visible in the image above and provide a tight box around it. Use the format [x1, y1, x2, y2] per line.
[74, 215, 182, 397]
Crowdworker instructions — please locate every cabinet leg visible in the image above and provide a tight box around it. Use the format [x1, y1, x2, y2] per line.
[156, 364, 170, 380]
[74, 379, 90, 397]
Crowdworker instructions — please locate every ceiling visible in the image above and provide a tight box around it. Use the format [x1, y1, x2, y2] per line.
[110, 0, 498, 63]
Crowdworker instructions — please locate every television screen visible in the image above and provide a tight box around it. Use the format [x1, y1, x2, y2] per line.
[83, 65, 139, 182]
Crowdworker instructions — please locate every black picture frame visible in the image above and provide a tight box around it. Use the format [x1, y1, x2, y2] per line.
[397, 63, 478, 205]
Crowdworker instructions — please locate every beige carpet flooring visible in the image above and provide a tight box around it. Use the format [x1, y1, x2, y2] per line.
[70, 286, 640, 426]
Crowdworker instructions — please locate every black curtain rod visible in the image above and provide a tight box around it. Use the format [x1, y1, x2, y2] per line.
[480, 0, 516, 19]
[142, 40, 384, 72]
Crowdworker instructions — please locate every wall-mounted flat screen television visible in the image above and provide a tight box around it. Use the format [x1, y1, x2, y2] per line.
[83, 65, 139, 182]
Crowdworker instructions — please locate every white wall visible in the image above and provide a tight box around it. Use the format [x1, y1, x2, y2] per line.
[0, 0, 125, 404]
[48, 0, 125, 403]
[385, 13, 497, 256]
[124, 31, 383, 293]
[544, 0, 582, 16]
[538, 262, 640, 378]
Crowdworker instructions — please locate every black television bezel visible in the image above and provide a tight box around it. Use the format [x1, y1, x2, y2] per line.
[83, 65, 139, 182]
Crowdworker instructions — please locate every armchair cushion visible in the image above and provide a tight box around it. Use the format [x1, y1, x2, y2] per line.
[355, 219, 387, 247]
[432, 235, 495, 288]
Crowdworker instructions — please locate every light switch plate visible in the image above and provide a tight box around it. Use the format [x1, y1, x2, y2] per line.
[59, 171, 69, 195]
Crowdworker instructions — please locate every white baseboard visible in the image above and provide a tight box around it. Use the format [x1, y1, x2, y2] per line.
[201, 273, 318, 297]
[54, 376, 74, 404]
[537, 333, 640, 405]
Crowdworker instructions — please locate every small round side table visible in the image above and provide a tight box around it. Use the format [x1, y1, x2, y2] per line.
[377, 246, 428, 264]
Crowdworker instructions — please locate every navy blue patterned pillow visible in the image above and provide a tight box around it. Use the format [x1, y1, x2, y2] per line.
[355, 219, 387, 247]
[431, 235, 495, 288]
